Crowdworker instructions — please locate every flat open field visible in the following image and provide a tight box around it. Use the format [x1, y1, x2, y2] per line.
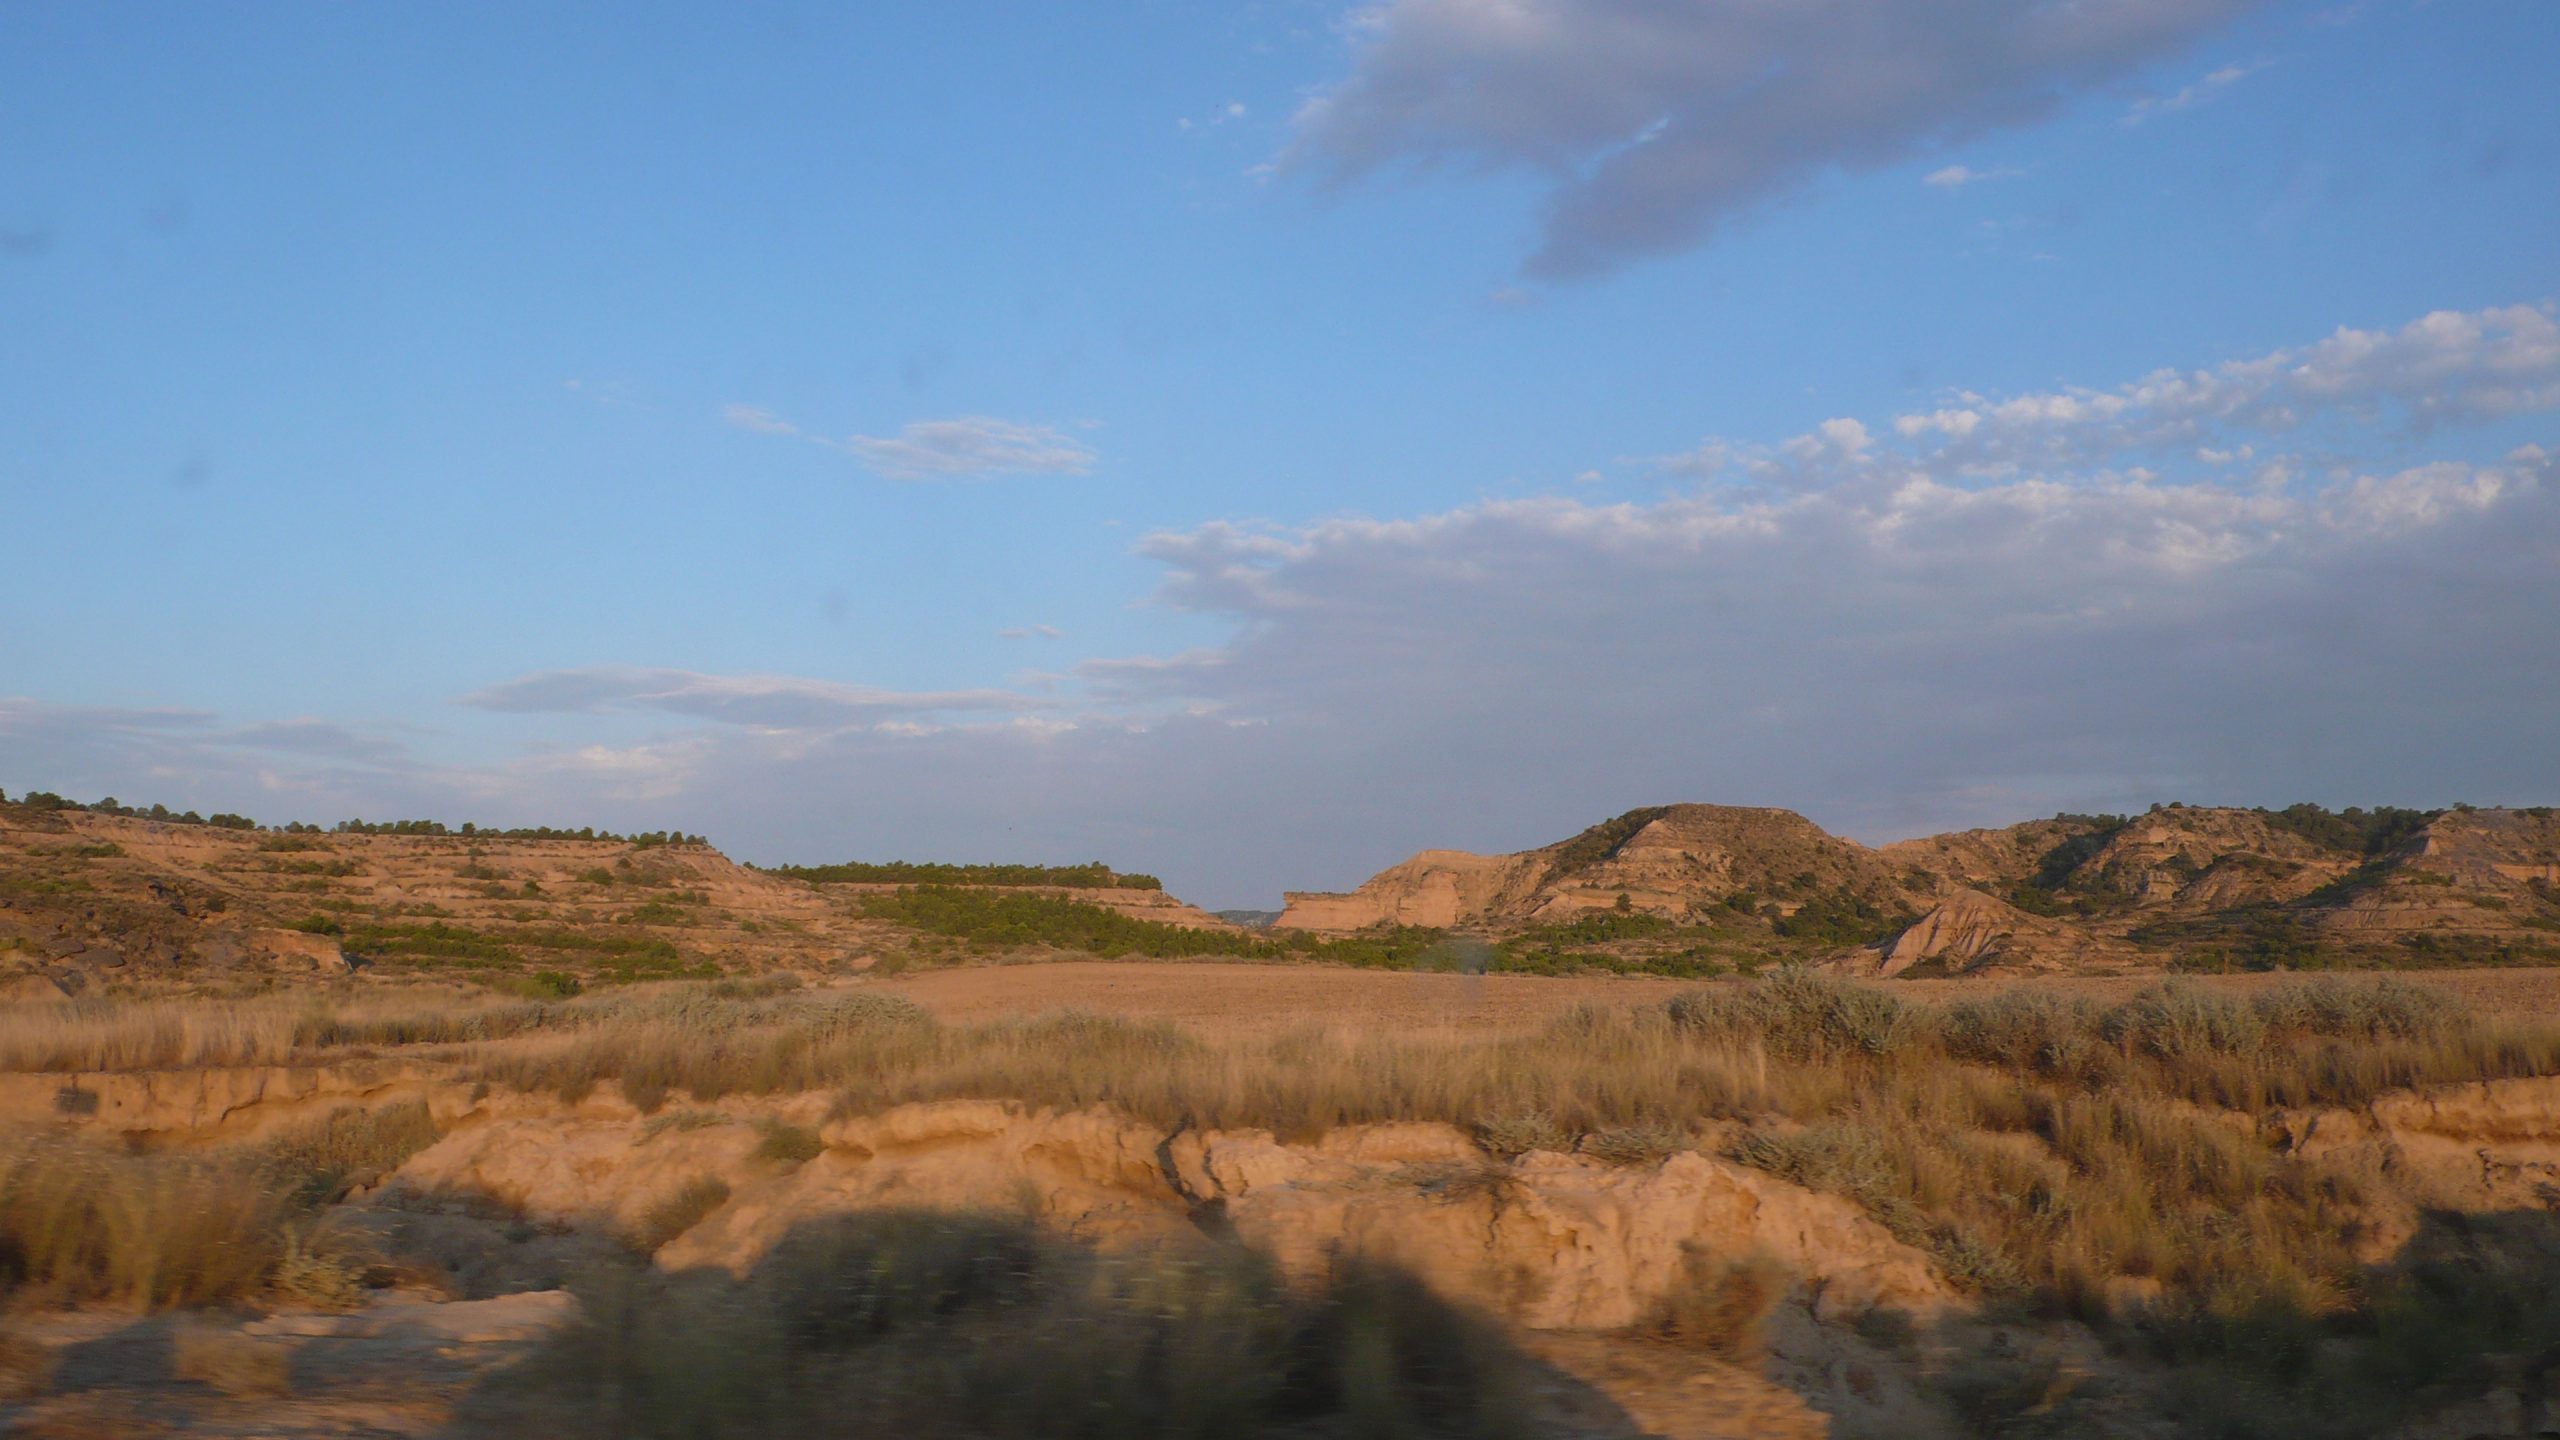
[875, 958, 2560, 1032]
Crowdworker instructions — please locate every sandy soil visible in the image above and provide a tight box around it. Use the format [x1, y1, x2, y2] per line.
[873, 959, 2560, 1033]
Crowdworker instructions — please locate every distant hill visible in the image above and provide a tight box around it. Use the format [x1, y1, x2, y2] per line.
[1278, 802, 2560, 975]
[0, 797, 1226, 994]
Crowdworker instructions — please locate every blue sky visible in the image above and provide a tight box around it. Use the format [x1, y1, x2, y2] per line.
[4, 1, 2556, 905]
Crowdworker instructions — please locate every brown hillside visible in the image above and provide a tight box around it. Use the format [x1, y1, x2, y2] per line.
[1281, 801, 2560, 976]
[1278, 803, 1917, 932]
[0, 804, 1226, 993]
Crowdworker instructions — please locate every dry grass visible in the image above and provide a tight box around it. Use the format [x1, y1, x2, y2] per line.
[11, 969, 2560, 1404]
[1653, 1245, 1788, 1360]
[434, 971, 2560, 1375]
[0, 1100, 433, 1312]
[0, 1138, 289, 1308]
[0, 996, 308, 1071]
[0, 975, 836, 1074]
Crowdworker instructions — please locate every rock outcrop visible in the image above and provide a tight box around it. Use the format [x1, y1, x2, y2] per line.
[1837, 888, 2136, 977]
[1279, 801, 2560, 974]
[379, 1092, 1956, 1333]
[1278, 805, 1917, 932]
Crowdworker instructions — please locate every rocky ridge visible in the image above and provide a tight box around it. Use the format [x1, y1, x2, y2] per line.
[1281, 802, 2560, 975]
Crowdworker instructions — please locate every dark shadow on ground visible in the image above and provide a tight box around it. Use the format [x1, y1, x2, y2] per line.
[453, 1208, 1647, 1439]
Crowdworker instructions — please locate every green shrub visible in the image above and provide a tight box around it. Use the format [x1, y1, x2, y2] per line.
[1667, 968, 1917, 1059]
[2100, 983, 2265, 1060]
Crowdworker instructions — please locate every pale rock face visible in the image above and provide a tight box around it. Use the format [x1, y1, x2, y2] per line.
[1218, 1146, 1952, 1330]
[1276, 804, 1920, 933]
[1276, 850, 1549, 931]
[251, 928, 351, 974]
[375, 1093, 1954, 1332]
[0, 1062, 437, 1145]
[2068, 808, 2352, 911]
[1839, 887, 2135, 977]
[2273, 1074, 2560, 1259]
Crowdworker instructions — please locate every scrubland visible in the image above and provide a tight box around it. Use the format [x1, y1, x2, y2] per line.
[5, 969, 2560, 1436]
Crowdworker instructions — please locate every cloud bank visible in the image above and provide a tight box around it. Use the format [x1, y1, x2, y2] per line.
[11, 305, 2556, 904]
[1284, 0, 2267, 278]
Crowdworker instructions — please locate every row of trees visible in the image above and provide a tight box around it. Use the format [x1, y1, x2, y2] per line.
[769, 860, 1162, 890]
[3, 792, 257, 829]
[0, 790, 703, 848]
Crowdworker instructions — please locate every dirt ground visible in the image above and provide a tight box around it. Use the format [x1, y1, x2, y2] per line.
[873, 959, 2560, 1033]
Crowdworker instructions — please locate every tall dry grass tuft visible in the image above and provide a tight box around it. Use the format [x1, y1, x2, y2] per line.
[0, 1098, 437, 1311]
[0, 1138, 287, 1308]
[0, 996, 307, 1071]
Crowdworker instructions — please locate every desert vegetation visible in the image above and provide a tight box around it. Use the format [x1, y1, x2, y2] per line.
[7, 968, 2560, 1435]
[0, 1101, 436, 1309]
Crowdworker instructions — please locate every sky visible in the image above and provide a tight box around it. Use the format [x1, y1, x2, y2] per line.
[3, 0, 2556, 907]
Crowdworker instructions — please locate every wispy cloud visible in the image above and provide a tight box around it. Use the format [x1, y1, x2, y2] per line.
[2122, 59, 2271, 126]
[1924, 164, 2024, 190]
[725, 406, 1097, 480]
[459, 665, 1050, 729]
[998, 625, 1065, 640]
[846, 417, 1097, 481]
[720, 403, 802, 436]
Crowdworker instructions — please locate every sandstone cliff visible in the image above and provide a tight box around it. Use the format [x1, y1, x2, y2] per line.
[1278, 804, 1917, 932]
[1281, 801, 2560, 976]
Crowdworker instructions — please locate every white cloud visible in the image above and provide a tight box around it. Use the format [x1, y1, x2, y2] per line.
[847, 417, 1096, 480]
[721, 403, 802, 437]
[998, 625, 1066, 641]
[1284, 0, 2267, 279]
[2122, 58, 2269, 126]
[19, 304, 2560, 904]
[1924, 164, 2023, 190]
[1847, 305, 2560, 488]
[726, 406, 1097, 480]
[458, 666, 1050, 729]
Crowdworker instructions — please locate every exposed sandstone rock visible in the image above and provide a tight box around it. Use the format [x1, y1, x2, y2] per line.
[2064, 808, 2353, 911]
[0, 1062, 437, 1144]
[1219, 1146, 1953, 1330]
[248, 928, 352, 974]
[1277, 849, 1549, 931]
[380, 1095, 1955, 1335]
[1277, 805, 1918, 933]
[0, 972, 70, 1003]
[1840, 888, 2141, 977]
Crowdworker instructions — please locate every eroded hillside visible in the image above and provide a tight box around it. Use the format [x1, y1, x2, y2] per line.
[0, 799, 1227, 996]
[1280, 802, 2560, 976]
